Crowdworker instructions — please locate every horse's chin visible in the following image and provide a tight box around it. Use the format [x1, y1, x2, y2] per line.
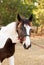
[19, 40, 23, 44]
[20, 41, 23, 44]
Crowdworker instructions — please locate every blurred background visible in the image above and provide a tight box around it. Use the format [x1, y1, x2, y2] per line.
[0, 0, 44, 36]
[0, 1, 44, 65]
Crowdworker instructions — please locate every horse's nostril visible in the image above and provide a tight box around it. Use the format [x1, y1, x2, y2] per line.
[23, 44, 31, 49]
[23, 43, 26, 48]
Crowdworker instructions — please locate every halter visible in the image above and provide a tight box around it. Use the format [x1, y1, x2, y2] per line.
[23, 34, 30, 37]
[26, 35, 30, 36]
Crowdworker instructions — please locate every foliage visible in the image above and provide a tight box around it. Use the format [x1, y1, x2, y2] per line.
[0, 0, 44, 27]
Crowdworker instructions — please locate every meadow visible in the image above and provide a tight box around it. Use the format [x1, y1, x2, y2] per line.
[2, 36, 44, 65]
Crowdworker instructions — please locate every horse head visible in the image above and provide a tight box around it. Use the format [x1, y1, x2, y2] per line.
[16, 14, 33, 49]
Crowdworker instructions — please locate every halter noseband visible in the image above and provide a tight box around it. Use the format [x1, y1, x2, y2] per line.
[23, 34, 30, 37]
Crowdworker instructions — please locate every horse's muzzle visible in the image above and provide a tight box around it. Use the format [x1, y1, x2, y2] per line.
[23, 44, 31, 49]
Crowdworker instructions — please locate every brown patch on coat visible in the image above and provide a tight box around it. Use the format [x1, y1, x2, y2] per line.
[0, 38, 16, 62]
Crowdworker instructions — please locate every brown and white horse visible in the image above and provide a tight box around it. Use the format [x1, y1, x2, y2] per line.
[0, 14, 33, 65]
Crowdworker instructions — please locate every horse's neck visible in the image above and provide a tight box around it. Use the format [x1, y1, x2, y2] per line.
[5, 22, 18, 42]
[0, 22, 19, 48]
[6, 22, 16, 33]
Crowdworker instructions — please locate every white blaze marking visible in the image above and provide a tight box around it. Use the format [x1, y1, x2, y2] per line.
[24, 24, 31, 47]
[24, 24, 31, 35]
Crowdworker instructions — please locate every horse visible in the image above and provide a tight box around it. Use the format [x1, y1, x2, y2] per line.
[0, 14, 33, 65]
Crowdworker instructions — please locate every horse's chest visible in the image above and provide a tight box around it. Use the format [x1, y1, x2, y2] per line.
[0, 39, 15, 62]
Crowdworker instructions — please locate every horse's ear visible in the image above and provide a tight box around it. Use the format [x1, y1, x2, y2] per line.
[29, 14, 33, 22]
[28, 14, 33, 26]
[17, 14, 21, 21]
